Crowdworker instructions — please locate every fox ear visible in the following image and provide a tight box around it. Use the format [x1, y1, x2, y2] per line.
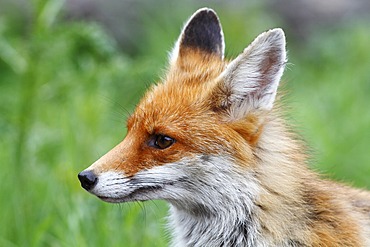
[170, 8, 224, 63]
[214, 28, 286, 120]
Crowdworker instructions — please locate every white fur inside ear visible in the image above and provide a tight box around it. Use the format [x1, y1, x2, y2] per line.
[221, 28, 286, 120]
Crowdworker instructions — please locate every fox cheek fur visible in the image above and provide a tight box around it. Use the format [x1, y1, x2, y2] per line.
[78, 8, 370, 247]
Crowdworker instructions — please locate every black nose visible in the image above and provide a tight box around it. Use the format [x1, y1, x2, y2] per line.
[78, 170, 98, 191]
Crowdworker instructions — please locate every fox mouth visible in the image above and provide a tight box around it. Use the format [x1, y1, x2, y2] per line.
[84, 167, 185, 203]
[96, 184, 165, 203]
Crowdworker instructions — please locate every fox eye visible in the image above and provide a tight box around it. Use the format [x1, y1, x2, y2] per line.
[149, 134, 175, 149]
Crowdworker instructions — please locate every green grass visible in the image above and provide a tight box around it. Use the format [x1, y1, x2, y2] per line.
[287, 24, 370, 188]
[0, 1, 369, 246]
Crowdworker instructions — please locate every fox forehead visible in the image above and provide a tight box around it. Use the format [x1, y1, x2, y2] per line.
[128, 52, 226, 134]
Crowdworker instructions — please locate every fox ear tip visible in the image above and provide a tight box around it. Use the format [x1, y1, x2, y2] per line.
[270, 28, 285, 36]
[170, 7, 224, 63]
[194, 7, 216, 13]
[193, 7, 218, 19]
[265, 28, 286, 47]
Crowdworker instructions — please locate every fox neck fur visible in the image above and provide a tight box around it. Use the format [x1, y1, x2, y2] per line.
[167, 117, 369, 246]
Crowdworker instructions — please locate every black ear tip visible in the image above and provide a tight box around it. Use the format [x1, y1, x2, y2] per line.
[180, 7, 224, 57]
[193, 7, 218, 16]
[188, 8, 219, 26]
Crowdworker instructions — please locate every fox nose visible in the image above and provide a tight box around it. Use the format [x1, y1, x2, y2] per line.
[78, 170, 98, 191]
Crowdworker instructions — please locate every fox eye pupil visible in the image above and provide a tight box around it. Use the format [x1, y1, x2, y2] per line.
[154, 135, 175, 149]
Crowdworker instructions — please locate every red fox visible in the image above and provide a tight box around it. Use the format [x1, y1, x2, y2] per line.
[78, 8, 370, 246]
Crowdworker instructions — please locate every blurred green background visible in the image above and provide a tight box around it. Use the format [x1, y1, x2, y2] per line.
[0, 0, 369, 246]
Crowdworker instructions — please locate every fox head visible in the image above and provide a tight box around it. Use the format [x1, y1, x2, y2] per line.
[78, 8, 287, 214]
